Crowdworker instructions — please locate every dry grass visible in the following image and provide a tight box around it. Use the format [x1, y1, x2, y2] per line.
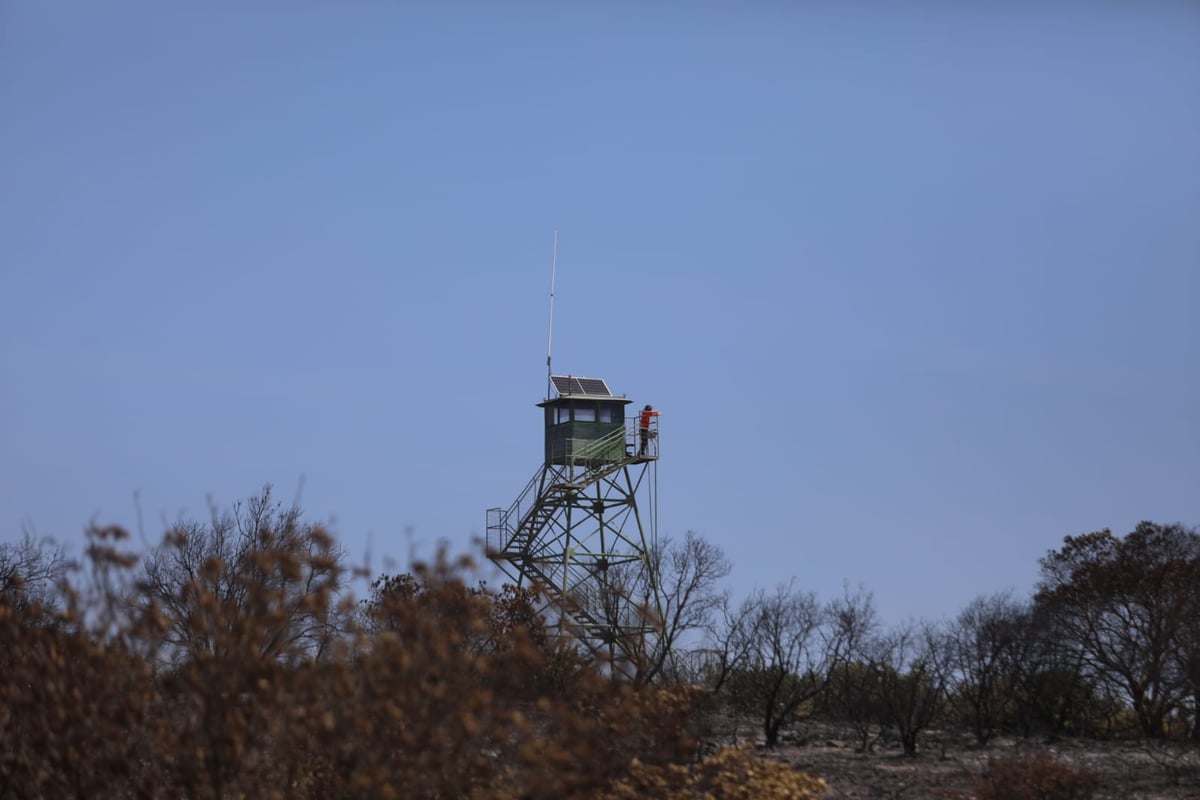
[703, 717, 1200, 800]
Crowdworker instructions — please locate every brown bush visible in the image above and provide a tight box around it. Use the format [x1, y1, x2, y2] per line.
[2, 506, 824, 799]
[604, 746, 827, 800]
[975, 751, 1101, 800]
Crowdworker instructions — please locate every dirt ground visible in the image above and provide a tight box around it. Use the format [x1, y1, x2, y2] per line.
[709, 718, 1200, 799]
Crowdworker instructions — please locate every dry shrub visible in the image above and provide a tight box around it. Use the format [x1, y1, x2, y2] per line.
[975, 751, 1100, 800]
[604, 746, 826, 799]
[5, 512, 813, 799]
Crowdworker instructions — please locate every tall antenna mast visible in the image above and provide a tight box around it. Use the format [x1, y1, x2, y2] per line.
[545, 228, 558, 400]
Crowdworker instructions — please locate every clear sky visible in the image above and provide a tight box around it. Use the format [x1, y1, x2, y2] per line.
[3, 2, 1198, 626]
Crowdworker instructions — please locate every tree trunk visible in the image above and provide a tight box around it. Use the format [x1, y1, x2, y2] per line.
[1135, 698, 1167, 739]
[973, 718, 990, 746]
[1191, 691, 1200, 741]
[764, 716, 782, 748]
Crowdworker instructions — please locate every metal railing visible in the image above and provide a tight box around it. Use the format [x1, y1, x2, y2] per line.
[486, 466, 543, 554]
[630, 416, 659, 460]
[487, 417, 659, 555]
[566, 425, 627, 467]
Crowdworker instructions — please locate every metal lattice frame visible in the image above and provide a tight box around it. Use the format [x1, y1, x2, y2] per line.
[488, 453, 661, 672]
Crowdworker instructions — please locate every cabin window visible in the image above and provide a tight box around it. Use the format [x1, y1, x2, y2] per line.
[598, 404, 618, 424]
[574, 402, 596, 423]
[555, 406, 570, 425]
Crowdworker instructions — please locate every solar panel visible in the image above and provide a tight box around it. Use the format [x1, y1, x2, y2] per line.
[576, 377, 610, 395]
[550, 375, 612, 396]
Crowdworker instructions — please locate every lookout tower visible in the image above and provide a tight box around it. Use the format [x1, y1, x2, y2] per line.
[487, 374, 661, 672]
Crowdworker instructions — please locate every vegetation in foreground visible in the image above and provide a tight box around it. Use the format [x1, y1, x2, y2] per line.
[1, 490, 824, 799]
[2, 487, 1198, 798]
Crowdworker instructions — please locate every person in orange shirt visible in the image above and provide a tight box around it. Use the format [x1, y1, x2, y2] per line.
[639, 404, 660, 456]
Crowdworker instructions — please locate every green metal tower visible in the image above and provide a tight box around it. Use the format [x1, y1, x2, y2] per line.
[487, 374, 661, 673]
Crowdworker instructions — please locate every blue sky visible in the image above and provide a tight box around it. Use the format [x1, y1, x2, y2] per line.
[3, 2, 1198, 625]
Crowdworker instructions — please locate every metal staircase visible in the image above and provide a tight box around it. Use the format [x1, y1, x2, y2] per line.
[488, 423, 652, 554]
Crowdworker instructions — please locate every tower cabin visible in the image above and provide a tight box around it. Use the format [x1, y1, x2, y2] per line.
[539, 375, 638, 467]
